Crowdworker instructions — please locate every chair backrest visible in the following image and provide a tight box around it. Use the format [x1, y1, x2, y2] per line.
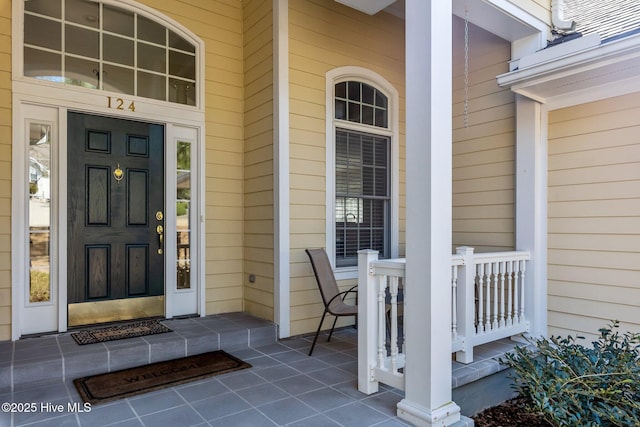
[305, 249, 341, 308]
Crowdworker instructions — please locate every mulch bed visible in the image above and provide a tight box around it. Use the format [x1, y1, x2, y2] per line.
[473, 397, 552, 427]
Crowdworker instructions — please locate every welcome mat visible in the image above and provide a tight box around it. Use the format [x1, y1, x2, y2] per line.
[74, 350, 251, 405]
[71, 320, 172, 345]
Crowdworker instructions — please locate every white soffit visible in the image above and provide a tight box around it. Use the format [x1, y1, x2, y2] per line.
[497, 33, 640, 108]
[452, 0, 543, 42]
[335, 0, 397, 15]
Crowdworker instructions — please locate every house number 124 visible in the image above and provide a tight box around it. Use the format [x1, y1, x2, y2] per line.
[107, 96, 136, 112]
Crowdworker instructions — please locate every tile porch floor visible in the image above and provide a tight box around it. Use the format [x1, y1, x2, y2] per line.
[0, 313, 515, 426]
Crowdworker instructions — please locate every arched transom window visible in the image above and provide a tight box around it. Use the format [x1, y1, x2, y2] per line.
[23, 0, 198, 106]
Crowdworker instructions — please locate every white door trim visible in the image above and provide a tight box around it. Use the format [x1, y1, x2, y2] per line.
[11, 89, 205, 339]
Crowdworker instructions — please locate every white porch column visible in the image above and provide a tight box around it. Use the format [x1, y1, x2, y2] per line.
[515, 94, 547, 338]
[397, 1, 460, 426]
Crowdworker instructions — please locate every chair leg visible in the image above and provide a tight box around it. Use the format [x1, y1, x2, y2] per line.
[327, 315, 339, 342]
[309, 309, 328, 356]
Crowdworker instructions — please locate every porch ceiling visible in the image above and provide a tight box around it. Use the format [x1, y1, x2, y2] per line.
[497, 32, 640, 108]
[359, 0, 545, 45]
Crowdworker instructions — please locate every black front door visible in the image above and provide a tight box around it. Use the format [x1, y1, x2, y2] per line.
[67, 112, 164, 317]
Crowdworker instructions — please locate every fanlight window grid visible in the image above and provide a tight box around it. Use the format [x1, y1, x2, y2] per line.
[335, 81, 388, 128]
[335, 130, 390, 267]
[23, 0, 197, 106]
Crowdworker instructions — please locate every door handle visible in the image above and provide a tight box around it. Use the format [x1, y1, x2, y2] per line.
[156, 225, 164, 254]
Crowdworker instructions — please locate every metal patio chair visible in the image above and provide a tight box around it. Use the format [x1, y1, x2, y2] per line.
[305, 248, 358, 356]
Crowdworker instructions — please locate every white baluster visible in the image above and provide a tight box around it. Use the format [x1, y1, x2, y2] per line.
[476, 263, 484, 333]
[519, 260, 526, 323]
[491, 262, 498, 330]
[498, 261, 506, 328]
[451, 265, 458, 340]
[389, 276, 399, 372]
[508, 262, 513, 323]
[484, 263, 491, 332]
[377, 275, 388, 369]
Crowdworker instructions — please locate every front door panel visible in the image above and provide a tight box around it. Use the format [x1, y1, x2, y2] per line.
[67, 113, 164, 324]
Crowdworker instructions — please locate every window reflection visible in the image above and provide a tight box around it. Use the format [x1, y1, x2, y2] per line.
[29, 123, 52, 303]
[176, 141, 191, 289]
[23, 0, 197, 106]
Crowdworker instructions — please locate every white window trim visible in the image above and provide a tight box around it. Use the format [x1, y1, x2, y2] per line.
[325, 66, 399, 280]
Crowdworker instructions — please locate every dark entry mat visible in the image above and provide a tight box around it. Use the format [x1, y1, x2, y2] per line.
[73, 350, 251, 405]
[70, 320, 172, 345]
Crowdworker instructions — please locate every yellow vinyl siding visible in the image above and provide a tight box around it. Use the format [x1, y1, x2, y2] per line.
[452, 17, 516, 253]
[0, 1, 10, 340]
[243, 0, 274, 321]
[288, 0, 405, 336]
[548, 92, 640, 338]
[136, 0, 245, 314]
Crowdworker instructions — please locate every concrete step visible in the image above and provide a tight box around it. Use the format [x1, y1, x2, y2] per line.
[0, 313, 277, 392]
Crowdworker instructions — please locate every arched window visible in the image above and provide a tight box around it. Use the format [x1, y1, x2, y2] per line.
[327, 68, 399, 273]
[23, 0, 198, 106]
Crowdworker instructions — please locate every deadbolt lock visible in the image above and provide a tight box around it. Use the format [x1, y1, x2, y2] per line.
[156, 211, 164, 221]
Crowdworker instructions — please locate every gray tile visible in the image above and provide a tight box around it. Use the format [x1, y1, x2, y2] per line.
[0, 341, 13, 355]
[108, 344, 150, 371]
[209, 408, 277, 427]
[128, 389, 185, 416]
[296, 386, 355, 412]
[287, 357, 331, 374]
[325, 401, 388, 426]
[254, 364, 299, 382]
[147, 338, 186, 363]
[306, 366, 354, 386]
[318, 352, 356, 366]
[191, 392, 250, 421]
[19, 413, 79, 427]
[64, 349, 109, 378]
[270, 350, 308, 364]
[219, 330, 249, 350]
[231, 348, 263, 360]
[140, 404, 205, 427]
[76, 399, 136, 427]
[286, 414, 342, 427]
[217, 371, 266, 391]
[331, 380, 371, 400]
[175, 378, 229, 402]
[273, 375, 325, 395]
[12, 379, 68, 402]
[0, 362, 11, 392]
[243, 356, 281, 369]
[361, 390, 402, 417]
[185, 334, 220, 356]
[248, 325, 277, 347]
[253, 343, 292, 355]
[257, 396, 318, 425]
[103, 418, 143, 427]
[0, 409, 11, 427]
[235, 383, 289, 407]
[13, 397, 71, 426]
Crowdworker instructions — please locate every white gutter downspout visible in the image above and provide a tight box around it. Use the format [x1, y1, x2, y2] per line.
[551, 0, 576, 32]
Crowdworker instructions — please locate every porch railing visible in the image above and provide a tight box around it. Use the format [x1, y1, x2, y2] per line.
[357, 247, 530, 394]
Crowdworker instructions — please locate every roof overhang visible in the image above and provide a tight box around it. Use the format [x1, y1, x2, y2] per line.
[334, 0, 397, 15]
[497, 33, 640, 109]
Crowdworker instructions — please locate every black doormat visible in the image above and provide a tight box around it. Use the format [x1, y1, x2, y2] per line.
[71, 320, 172, 345]
[74, 350, 251, 405]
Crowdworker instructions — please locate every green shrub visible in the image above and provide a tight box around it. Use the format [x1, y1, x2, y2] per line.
[502, 322, 640, 426]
